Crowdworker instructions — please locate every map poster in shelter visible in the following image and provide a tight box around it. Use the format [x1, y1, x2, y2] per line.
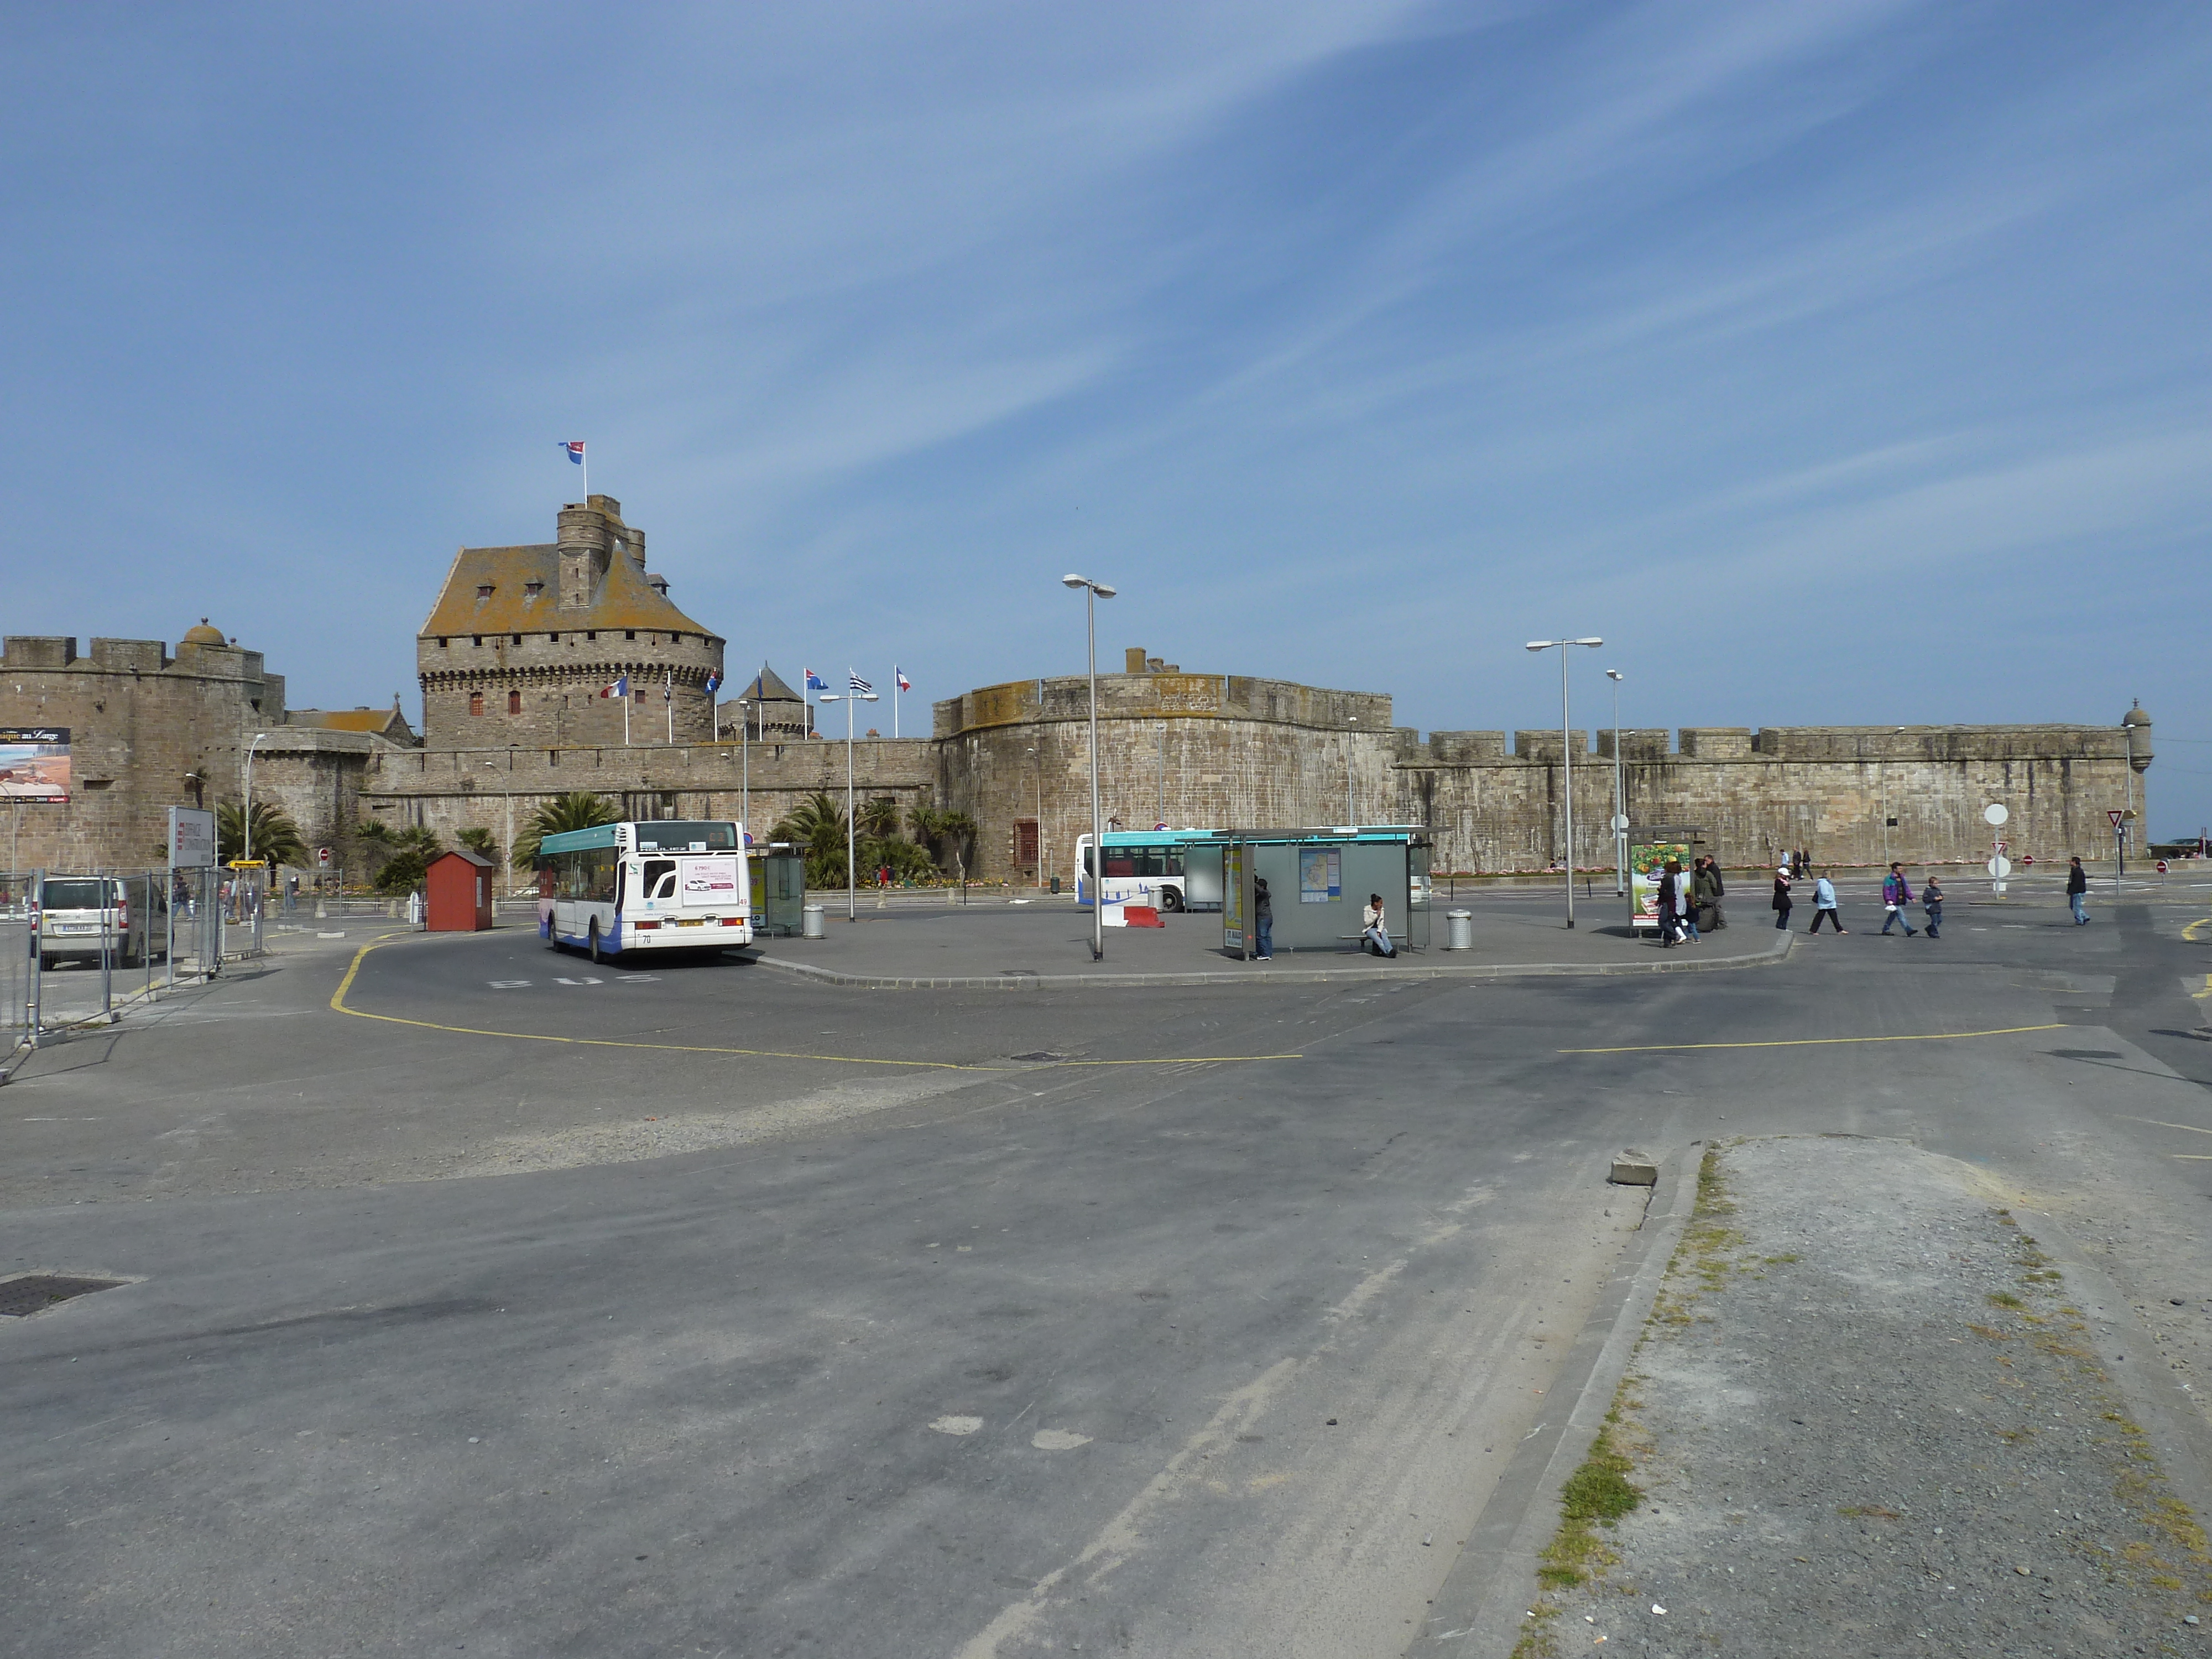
[1629, 836, 1694, 931]
[1298, 846, 1341, 903]
[0, 727, 70, 802]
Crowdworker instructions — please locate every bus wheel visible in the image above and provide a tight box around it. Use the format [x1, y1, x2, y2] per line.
[1161, 888, 1184, 912]
[588, 922, 604, 965]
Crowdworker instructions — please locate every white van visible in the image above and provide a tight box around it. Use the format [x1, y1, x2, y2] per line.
[36, 877, 164, 971]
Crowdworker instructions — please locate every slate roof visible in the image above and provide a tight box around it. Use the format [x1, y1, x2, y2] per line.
[288, 705, 416, 742]
[737, 664, 804, 703]
[419, 544, 718, 641]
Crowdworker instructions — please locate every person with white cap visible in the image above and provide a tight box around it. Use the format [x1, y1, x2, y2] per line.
[1771, 862, 1794, 930]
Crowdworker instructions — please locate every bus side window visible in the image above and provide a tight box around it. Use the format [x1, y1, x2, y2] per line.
[1163, 848, 1183, 877]
[588, 850, 618, 904]
[1104, 855, 1136, 878]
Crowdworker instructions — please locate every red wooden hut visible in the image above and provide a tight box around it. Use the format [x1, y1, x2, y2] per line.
[424, 848, 495, 932]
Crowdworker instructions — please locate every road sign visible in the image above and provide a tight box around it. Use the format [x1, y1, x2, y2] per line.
[2108, 809, 2126, 828]
[227, 859, 267, 869]
[1609, 813, 1630, 833]
[2157, 859, 2169, 874]
[1984, 802, 2010, 827]
[316, 846, 332, 867]
[1987, 855, 2012, 879]
[166, 805, 216, 868]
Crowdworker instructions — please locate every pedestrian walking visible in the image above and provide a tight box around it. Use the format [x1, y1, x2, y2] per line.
[1253, 876, 1274, 960]
[1694, 855, 1726, 931]
[1678, 862, 1701, 944]
[1807, 869, 1846, 933]
[1772, 864, 1793, 930]
[1922, 873, 1944, 938]
[2066, 855, 2090, 925]
[1656, 859, 1683, 947]
[1361, 893, 1396, 957]
[1880, 862, 1918, 936]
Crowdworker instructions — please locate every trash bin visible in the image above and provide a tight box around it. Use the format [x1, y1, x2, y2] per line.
[801, 904, 826, 940]
[1050, 876, 1061, 894]
[1444, 909, 1473, 951]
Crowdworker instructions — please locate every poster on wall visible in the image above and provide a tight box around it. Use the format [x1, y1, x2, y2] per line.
[1629, 835, 1695, 932]
[1222, 843, 1248, 956]
[1297, 846, 1342, 903]
[0, 728, 70, 802]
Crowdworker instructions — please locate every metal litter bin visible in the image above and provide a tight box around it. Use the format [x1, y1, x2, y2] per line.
[801, 904, 826, 940]
[1444, 909, 1473, 951]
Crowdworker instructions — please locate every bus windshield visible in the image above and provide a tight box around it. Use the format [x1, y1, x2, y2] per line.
[634, 821, 739, 852]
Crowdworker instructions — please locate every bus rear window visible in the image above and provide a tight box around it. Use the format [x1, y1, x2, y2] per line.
[634, 821, 737, 852]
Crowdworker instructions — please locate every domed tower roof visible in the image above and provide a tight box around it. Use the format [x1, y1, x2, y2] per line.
[180, 618, 225, 645]
[2122, 699, 2152, 771]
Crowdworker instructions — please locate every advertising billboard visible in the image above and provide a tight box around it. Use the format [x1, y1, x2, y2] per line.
[169, 806, 217, 869]
[0, 727, 70, 802]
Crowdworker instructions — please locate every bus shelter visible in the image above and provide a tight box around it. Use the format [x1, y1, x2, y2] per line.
[1626, 823, 1708, 935]
[1219, 827, 1432, 959]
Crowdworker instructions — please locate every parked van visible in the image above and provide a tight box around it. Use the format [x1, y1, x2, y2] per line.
[36, 877, 165, 971]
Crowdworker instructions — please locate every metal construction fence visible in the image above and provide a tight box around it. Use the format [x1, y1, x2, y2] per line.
[2, 867, 265, 1071]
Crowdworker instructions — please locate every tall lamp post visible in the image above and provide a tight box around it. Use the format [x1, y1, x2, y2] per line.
[815, 677, 879, 921]
[1063, 573, 1117, 961]
[1026, 745, 1046, 892]
[242, 732, 270, 865]
[1525, 639, 1603, 928]
[1345, 714, 1358, 826]
[1604, 669, 1625, 896]
[734, 700, 754, 842]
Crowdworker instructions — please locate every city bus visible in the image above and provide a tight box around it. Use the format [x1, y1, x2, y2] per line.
[1073, 828, 1231, 911]
[536, 819, 752, 961]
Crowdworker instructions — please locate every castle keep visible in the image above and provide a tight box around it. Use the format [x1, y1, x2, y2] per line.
[2, 497, 2154, 881]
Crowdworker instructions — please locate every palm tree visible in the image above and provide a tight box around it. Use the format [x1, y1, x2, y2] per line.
[367, 825, 442, 893]
[217, 798, 307, 869]
[511, 791, 619, 869]
[858, 795, 902, 839]
[457, 826, 502, 868]
[771, 791, 850, 888]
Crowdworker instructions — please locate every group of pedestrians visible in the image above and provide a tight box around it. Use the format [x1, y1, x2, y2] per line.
[1654, 855, 1725, 946]
[1776, 860, 1946, 936]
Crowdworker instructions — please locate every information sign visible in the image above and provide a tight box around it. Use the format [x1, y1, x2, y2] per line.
[168, 805, 216, 868]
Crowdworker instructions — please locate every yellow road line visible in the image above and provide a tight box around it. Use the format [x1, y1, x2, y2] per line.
[1558, 1022, 2064, 1055]
[2120, 1116, 2212, 1137]
[329, 935, 1297, 1069]
[2193, 973, 2212, 1000]
[2183, 916, 2212, 942]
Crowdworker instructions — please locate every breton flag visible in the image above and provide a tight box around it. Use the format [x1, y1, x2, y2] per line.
[600, 674, 629, 698]
[704, 669, 722, 696]
[562, 441, 586, 464]
[848, 672, 873, 695]
[804, 669, 827, 691]
[895, 670, 911, 692]
[662, 669, 673, 702]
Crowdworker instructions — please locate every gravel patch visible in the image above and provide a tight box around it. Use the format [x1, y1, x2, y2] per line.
[1519, 1136, 2212, 1657]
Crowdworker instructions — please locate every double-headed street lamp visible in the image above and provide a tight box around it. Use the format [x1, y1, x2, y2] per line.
[1063, 573, 1116, 961]
[1605, 669, 1626, 896]
[815, 676, 880, 921]
[1525, 638, 1603, 928]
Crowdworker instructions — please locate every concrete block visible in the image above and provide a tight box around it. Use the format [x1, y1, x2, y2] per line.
[1609, 1153, 1659, 1186]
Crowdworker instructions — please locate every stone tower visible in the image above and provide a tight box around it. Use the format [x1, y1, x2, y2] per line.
[416, 497, 726, 750]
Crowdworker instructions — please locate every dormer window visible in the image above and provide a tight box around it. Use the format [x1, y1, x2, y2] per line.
[477, 584, 494, 600]
[523, 580, 544, 598]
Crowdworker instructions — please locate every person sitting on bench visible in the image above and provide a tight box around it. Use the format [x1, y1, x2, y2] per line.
[1361, 893, 1396, 957]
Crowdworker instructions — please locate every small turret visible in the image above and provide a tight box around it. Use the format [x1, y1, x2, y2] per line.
[2123, 700, 2152, 773]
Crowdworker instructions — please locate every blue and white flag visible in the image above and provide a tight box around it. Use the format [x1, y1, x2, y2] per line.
[848, 672, 873, 695]
[804, 669, 827, 692]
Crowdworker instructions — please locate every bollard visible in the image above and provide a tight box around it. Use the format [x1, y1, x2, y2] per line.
[801, 904, 826, 940]
[1444, 909, 1473, 951]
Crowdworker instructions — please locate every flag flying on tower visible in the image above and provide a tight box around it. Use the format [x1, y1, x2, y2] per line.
[896, 670, 911, 692]
[600, 675, 628, 698]
[704, 670, 722, 696]
[848, 672, 873, 695]
[562, 441, 585, 464]
[662, 669, 672, 702]
[804, 669, 827, 691]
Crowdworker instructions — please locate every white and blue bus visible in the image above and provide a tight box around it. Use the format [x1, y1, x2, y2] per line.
[1073, 828, 1232, 912]
[536, 819, 752, 962]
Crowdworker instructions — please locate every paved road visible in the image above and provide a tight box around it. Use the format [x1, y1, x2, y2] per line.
[2, 895, 2208, 1656]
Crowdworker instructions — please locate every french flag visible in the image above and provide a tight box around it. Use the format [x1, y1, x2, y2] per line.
[896, 670, 911, 692]
[600, 674, 628, 698]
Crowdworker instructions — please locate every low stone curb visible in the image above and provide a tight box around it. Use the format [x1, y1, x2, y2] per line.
[738, 931, 1793, 990]
[1412, 1144, 1700, 1657]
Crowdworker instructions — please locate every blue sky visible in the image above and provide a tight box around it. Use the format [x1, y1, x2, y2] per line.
[6, 2, 2209, 833]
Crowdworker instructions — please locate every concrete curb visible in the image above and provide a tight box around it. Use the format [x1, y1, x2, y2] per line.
[1411, 1144, 1702, 1657]
[739, 933, 1793, 991]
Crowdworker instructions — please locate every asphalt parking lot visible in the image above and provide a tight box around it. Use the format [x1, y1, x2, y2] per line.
[3, 888, 2209, 1657]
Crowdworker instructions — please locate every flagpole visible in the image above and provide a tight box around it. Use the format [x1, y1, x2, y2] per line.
[893, 667, 900, 739]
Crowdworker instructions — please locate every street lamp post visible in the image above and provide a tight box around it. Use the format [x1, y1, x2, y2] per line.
[815, 682, 879, 921]
[1345, 714, 1358, 827]
[1605, 669, 1625, 896]
[1525, 639, 1603, 928]
[735, 700, 753, 843]
[1063, 573, 1117, 961]
[1026, 745, 1046, 891]
[242, 732, 269, 865]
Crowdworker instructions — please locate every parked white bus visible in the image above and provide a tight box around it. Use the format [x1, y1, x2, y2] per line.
[1073, 829, 1228, 912]
[536, 820, 752, 962]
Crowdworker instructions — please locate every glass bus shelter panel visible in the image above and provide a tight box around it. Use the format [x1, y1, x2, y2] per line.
[754, 853, 807, 937]
[1182, 844, 1224, 910]
[1248, 842, 1345, 953]
[1406, 841, 1432, 951]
